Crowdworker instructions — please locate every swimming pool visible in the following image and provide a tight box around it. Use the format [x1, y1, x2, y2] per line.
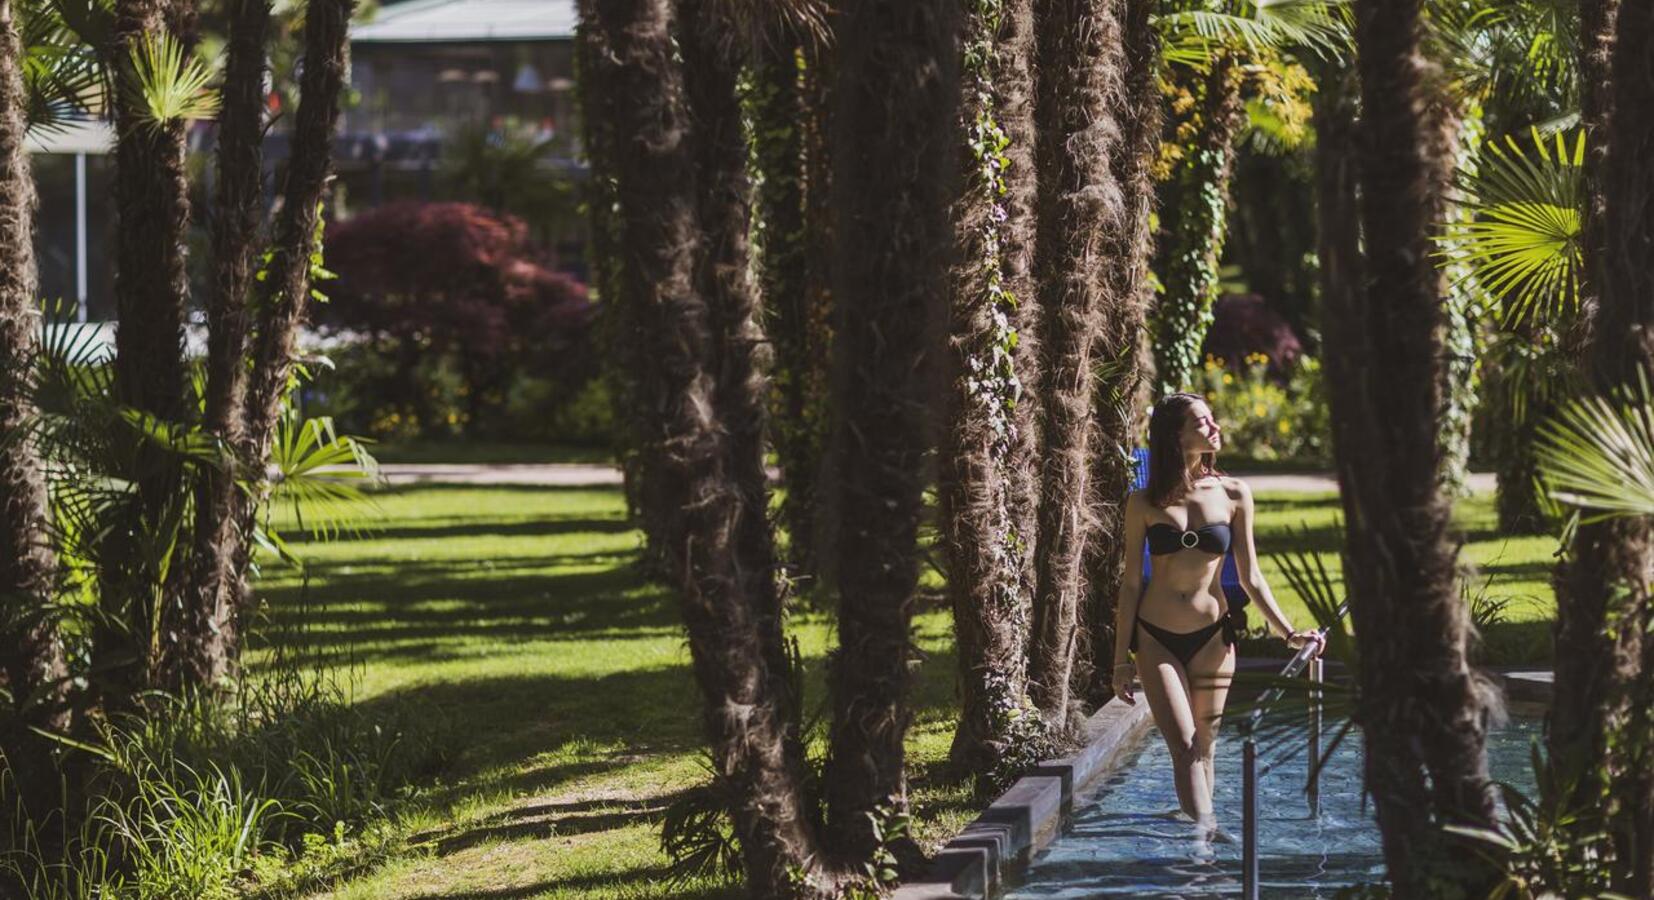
[1004, 717, 1542, 898]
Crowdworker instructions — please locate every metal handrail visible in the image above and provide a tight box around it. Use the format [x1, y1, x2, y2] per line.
[1241, 601, 1348, 900]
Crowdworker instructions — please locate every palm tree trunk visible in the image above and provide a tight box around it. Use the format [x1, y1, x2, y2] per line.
[1081, 0, 1158, 705]
[101, 0, 196, 700]
[173, 0, 351, 692]
[576, 4, 666, 577]
[0, 0, 71, 810]
[752, 35, 828, 585]
[1554, 0, 1654, 891]
[1334, 2, 1497, 892]
[822, 0, 958, 857]
[582, 1, 827, 892]
[1150, 55, 1244, 395]
[1025, 0, 1126, 725]
[170, 0, 271, 691]
[942, 0, 1042, 778]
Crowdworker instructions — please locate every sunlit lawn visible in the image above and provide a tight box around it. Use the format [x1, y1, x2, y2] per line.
[256, 482, 1555, 898]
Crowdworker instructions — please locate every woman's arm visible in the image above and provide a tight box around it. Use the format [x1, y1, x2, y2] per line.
[1112, 490, 1148, 695]
[1229, 478, 1320, 651]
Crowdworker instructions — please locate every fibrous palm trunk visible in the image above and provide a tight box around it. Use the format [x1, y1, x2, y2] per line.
[102, 0, 195, 700]
[0, 0, 70, 811]
[823, 0, 958, 856]
[1081, 0, 1158, 705]
[1333, 2, 1497, 893]
[752, 35, 832, 586]
[1150, 55, 1244, 396]
[942, 0, 1042, 778]
[577, 11, 667, 577]
[1552, 0, 1654, 891]
[170, 0, 271, 691]
[1025, 0, 1126, 725]
[580, 1, 824, 893]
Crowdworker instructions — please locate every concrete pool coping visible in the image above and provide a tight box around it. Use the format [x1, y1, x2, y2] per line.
[894, 661, 1555, 900]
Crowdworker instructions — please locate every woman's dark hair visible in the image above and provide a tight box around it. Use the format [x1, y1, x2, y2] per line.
[1146, 392, 1220, 507]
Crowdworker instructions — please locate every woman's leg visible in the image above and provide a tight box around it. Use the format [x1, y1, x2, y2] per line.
[1188, 638, 1237, 813]
[1135, 626, 1212, 822]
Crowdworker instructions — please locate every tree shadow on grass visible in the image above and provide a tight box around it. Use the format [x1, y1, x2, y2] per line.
[401, 864, 741, 900]
[254, 556, 678, 664]
[282, 517, 636, 545]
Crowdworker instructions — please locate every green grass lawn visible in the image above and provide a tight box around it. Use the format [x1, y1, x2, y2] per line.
[257, 484, 1557, 898]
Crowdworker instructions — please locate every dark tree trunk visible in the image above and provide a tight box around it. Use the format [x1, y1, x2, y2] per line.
[1333, 3, 1497, 893]
[167, 0, 351, 692]
[0, 0, 70, 811]
[822, 0, 958, 857]
[170, 0, 271, 691]
[101, 0, 196, 701]
[1080, 0, 1158, 705]
[581, 1, 826, 893]
[574, 4, 666, 576]
[1150, 55, 1244, 395]
[942, 0, 1041, 778]
[752, 36, 828, 586]
[1025, 0, 1125, 725]
[1553, 0, 1654, 891]
[1486, 357, 1550, 535]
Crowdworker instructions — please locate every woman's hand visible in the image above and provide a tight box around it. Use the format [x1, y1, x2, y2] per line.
[1285, 629, 1327, 659]
[1112, 662, 1136, 705]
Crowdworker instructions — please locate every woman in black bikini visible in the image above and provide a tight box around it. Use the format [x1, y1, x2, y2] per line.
[1112, 393, 1325, 829]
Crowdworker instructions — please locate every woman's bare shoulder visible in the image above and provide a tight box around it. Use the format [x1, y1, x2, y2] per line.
[1218, 475, 1254, 502]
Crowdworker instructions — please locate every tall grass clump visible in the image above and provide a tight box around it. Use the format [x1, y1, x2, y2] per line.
[1, 664, 456, 898]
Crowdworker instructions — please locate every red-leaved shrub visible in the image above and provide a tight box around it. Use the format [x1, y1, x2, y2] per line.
[316, 202, 596, 439]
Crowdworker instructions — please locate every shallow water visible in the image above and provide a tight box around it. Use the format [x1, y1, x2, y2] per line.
[1005, 716, 1542, 899]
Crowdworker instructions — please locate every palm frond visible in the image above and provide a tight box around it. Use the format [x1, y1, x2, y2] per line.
[1157, 0, 1350, 68]
[1438, 129, 1583, 330]
[19, 0, 108, 129]
[268, 413, 381, 541]
[123, 30, 220, 127]
[1535, 372, 1654, 520]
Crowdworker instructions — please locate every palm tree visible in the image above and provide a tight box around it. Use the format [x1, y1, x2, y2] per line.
[0, 0, 70, 813]
[1328, 0, 1498, 893]
[576, 1, 827, 893]
[941, 0, 1043, 778]
[1146, 0, 1346, 395]
[1549, 0, 1654, 891]
[821, 0, 957, 856]
[97, 0, 206, 701]
[1149, 53, 1245, 395]
[1024, 0, 1127, 725]
[1081, 0, 1160, 704]
[172, 0, 271, 690]
[751, 29, 830, 586]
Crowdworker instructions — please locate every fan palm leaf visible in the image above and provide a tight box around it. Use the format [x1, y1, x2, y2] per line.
[1438, 128, 1583, 330]
[267, 412, 380, 541]
[1158, 0, 1351, 69]
[122, 30, 219, 128]
[1534, 372, 1654, 520]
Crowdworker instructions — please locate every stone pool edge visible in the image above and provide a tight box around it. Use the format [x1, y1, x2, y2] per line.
[893, 694, 1153, 900]
[893, 663, 1554, 900]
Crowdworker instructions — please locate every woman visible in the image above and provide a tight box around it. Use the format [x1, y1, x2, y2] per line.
[1112, 392, 1325, 830]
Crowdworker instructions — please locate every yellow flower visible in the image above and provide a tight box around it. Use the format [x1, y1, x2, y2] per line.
[1223, 373, 1234, 385]
[1254, 404, 1267, 417]
[1278, 419, 1292, 434]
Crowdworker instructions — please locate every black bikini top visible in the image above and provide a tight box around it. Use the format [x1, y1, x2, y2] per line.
[1146, 521, 1233, 556]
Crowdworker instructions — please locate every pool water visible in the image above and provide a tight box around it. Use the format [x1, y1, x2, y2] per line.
[1006, 717, 1542, 899]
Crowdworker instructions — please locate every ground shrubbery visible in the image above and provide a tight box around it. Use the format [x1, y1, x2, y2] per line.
[3, 665, 454, 900]
[310, 202, 607, 446]
[1195, 353, 1330, 465]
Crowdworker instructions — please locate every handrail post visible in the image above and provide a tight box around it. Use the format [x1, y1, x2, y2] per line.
[1243, 735, 1259, 900]
[1308, 656, 1323, 817]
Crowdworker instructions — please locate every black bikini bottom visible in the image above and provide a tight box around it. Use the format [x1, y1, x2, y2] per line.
[1132, 614, 1238, 670]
